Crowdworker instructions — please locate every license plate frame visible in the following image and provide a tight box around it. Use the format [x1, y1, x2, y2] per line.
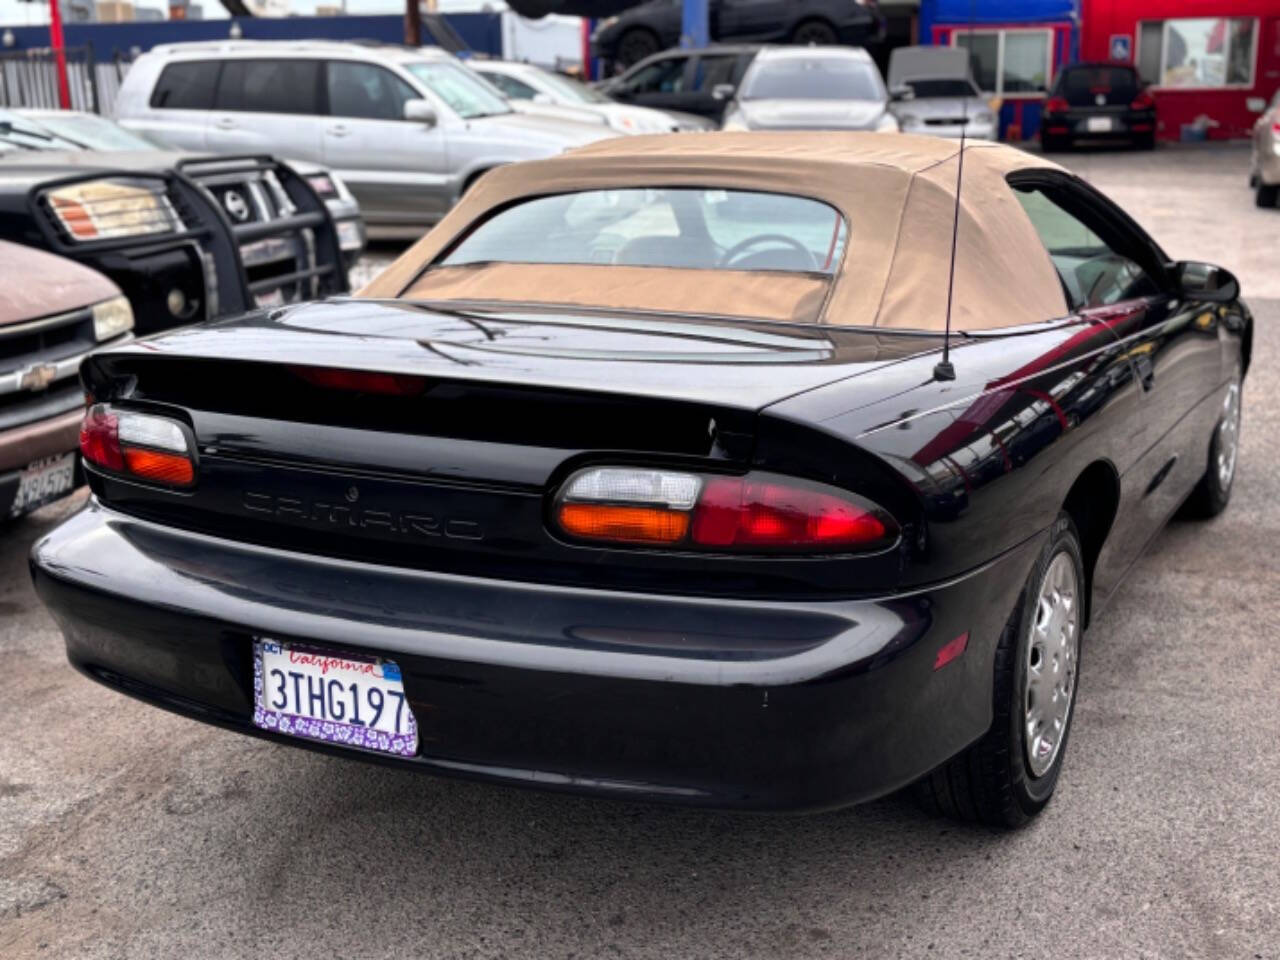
[252, 638, 419, 757]
[1086, 116, 1113, 133]
[9, 452, 76, 518]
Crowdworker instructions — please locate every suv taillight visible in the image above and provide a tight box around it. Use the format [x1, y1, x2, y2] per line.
[553, 467, 899, 554]
[1044, 96, 1070, 114]
[80, 404, 196, 488]
[1130, 89, 1155, 110]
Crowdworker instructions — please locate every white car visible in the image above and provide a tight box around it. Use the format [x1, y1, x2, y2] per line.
[720, 46, 899, 134]
[472, 60, 713, 134]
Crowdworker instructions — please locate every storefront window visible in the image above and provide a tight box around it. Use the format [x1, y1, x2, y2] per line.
[1137, 18, 1257, 89]
[955, 30, 1052, 97]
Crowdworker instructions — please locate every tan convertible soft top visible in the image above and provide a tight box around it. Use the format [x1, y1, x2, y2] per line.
[360, 132, 1070, 331]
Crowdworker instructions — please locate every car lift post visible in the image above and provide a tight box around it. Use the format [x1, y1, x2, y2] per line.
[681, 0, 709, 48]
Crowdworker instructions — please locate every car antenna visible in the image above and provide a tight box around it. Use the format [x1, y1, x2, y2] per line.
[934, 0, 977, 383]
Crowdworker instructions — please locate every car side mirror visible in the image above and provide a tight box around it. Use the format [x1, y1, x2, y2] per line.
[1173, 261, 1239, 303]
[890, 85, 915, 102]
[712, 83, 736, 101]
[404, 99, 438, 126]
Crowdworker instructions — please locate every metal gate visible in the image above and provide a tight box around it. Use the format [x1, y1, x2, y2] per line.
[0, 45, 106, 114]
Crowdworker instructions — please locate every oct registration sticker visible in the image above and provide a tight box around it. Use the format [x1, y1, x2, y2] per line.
[252, 639, 418, 757]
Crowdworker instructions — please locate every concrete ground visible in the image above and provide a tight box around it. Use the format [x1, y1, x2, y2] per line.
[2, 144, 1277, 959]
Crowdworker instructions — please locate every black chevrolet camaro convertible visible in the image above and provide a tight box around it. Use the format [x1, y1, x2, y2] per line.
[32, 134, 1250, 827]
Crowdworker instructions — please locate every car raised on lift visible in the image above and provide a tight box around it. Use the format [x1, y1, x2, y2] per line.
[33, 133, 1249, 827]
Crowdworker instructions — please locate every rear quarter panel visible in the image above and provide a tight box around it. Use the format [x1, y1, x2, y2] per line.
[765, 318, 1148, 589]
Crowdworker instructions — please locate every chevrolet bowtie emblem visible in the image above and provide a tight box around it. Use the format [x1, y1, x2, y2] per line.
[19, 363, 58, 392]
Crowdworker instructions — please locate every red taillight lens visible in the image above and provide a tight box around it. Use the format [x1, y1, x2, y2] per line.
[554, 467, 899, 554]
[1130, 90, 1155, 110]
[1044, 97, 1070, 114]
[292, 365, 426, 396]
[692, 476, 888, 549]
[79, 404, 195, 488]
[79, 404, 123, 471]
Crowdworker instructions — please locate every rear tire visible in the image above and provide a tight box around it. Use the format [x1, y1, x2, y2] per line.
[616, 28, 660, 69]
[791, 18, 839, 46]
[915, 513, 1085, 828]
[1257, 182, 1279, 208]
[1182, 370, 1242, 519]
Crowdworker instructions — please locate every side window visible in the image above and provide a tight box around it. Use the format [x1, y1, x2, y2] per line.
[326, 61, 419, 121]
[691, 55, 738, 92]
[1013, 185, 1160, 310]
[150, 61, 221, 110]
[621, 57, 687, 95]
[215, 59, 320, 115]
[482, 73, 538, 100]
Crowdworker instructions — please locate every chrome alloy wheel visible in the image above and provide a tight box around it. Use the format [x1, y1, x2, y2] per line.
[1024, 552, 1080, 778]
[1216, 381, 1242, 490]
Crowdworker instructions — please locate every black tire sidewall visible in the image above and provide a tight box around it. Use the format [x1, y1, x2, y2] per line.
[1005, 514, 1086, 813]
[618, 29, 659, 67]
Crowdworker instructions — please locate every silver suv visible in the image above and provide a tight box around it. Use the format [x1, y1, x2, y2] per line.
[116, 41, 618, 238]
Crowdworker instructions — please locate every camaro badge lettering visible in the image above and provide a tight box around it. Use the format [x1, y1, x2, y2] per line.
[242, 490, 483, 541]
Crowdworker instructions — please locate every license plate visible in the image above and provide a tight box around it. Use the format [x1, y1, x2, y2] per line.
[252, 639, 418, 757]
[1087, 117, 1113, 132]
[10, 452, 75, 517]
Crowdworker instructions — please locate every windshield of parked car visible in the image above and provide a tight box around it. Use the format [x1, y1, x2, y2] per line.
[904, 78, 981, 98]
[535, 69, 612, 105]
[440, 188, 848, 274]
[0, 112, 79, 150]
[742, 58, 884, 102]
[403, 61, 512, 118]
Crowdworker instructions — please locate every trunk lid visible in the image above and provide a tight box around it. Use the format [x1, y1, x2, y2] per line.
[82, 300, 941, 598]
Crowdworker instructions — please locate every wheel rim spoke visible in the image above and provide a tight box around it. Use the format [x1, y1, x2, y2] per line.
[1023, 551, 1080, 778]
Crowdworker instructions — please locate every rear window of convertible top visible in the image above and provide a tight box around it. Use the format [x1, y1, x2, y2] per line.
[439, 189, 849, 275]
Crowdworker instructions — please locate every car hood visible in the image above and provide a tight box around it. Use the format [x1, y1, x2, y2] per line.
[740, 99, 888, 130]
[597, 102, 688, 133]
[104, 297, 946, 412]
[468, 111, 618, 149]
[0, 239, 119, 324]
[509, 99, 611, 129]
[0, 148, 182, 189]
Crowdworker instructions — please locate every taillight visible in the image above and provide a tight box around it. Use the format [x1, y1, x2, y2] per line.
[291, 365, 427, 397]
[1044, 96, 1070, 114]
[1130, 90, 1155, 110]
[79, 404, 196, 489]
[553, 467, 899, 554]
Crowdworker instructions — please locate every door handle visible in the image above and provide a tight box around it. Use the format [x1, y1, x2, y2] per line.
[215, 117, 237, 130]
[326, 124, 351, 138]
[1134, 354, 1155, 391]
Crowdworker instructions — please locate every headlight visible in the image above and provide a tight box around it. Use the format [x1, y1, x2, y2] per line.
[45, 179, 181, 242]
[91, 295, 134, 342]
[335, 219, 364, 253]
[876, 113, 900, 133]
[722, 113, 750, 131]
[306, 173, 337, 197]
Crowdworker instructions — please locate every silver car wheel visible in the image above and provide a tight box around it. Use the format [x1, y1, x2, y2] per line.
[1024, 551, 1079, 778]
[1216, 380, 1241, 490]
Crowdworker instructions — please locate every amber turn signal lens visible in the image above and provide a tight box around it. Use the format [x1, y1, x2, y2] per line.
[123, 448, 195, 488]
[557, 503, 690, 544]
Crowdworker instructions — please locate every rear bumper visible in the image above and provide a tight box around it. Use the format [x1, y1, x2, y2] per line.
[31, 499, 1041, 811]
[1042, 110, 1155, 142]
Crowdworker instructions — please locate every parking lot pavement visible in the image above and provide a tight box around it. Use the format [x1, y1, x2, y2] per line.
[2, 144, 1278, 959]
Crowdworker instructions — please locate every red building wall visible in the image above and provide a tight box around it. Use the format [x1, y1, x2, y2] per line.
[1080, 0, 1280, 140]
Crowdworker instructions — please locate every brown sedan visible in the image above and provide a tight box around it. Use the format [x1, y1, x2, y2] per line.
[1, 240, 133, 520]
